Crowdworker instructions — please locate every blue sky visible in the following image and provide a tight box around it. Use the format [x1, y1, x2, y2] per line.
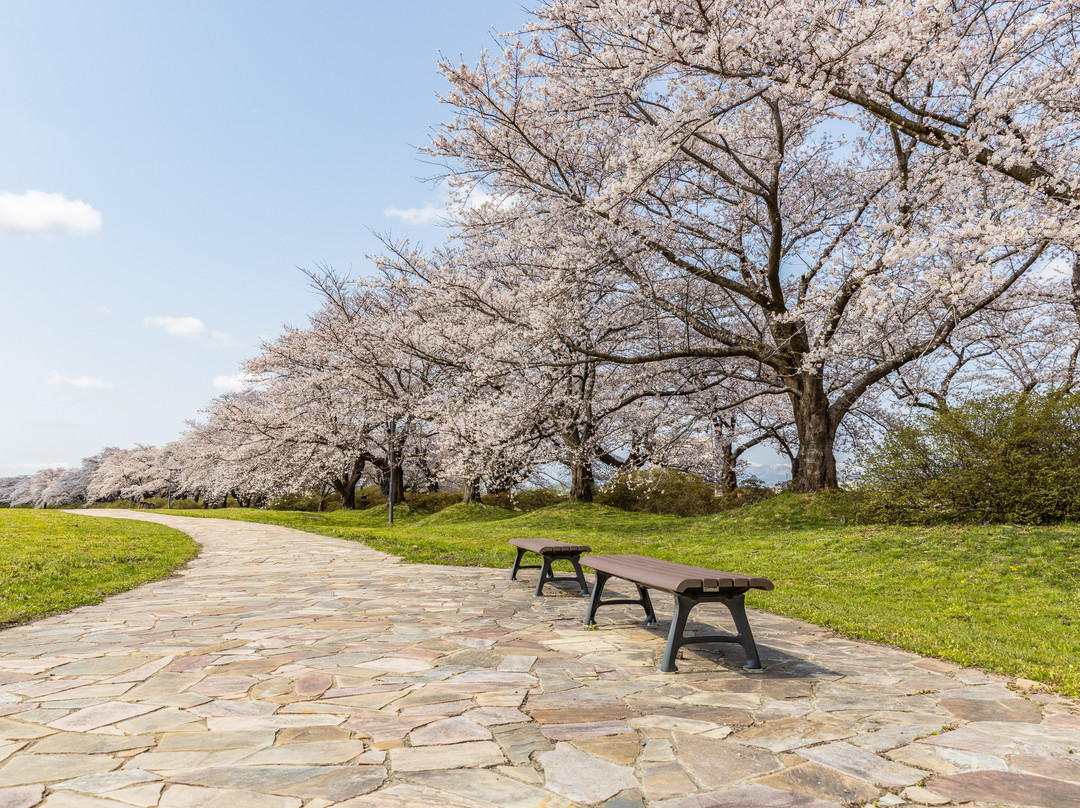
[0, 0, 525, 476]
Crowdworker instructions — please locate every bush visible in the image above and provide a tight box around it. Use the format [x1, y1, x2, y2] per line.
[857, 392, 1080, 524]
[597, 468, 773, 517]
[483, 488, 564, 511]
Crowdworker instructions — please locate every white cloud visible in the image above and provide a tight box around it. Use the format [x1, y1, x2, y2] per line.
[0, 190, 102, 236]
[212, 373, 253, 392]
[144, 315, 234, 345]
[384, 201, 445, 226]
[47, 370, 113, 390]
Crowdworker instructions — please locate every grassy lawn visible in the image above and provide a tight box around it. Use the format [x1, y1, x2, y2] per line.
[0, 510, 199, 626]
[160, 494, 1080, 696]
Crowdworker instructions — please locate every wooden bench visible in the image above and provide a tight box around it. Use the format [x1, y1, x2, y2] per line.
[509, 538, 592, 597]
[582, 554, 774, 673]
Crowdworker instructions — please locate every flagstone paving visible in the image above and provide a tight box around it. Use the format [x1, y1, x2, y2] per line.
[0, 511, 1077, 807]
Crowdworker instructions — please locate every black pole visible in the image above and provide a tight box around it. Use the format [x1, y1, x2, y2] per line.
[388, 418, 395, 525]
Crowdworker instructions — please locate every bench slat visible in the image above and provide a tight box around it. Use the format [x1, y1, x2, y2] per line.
[582, 554, 773, 593]
[510, 538, 592, 555]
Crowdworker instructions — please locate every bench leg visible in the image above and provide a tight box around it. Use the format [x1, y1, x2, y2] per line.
[584, 571, 610, 626]
[569, 556, 590, 596]
[661, 594, 695, 673]
[636, 584, 657, 625]
[509, 547, 528, 581]
[724, 594, 763, 670]
[535, 555, 554, 597]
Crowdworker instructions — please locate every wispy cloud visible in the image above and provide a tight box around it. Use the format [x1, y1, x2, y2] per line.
[47, 370, 113, 390]
[144, 315, 234, 345]
[0, 190, 102, 236]
[212, 373, 253, 392]
[384, 201, 445, 227]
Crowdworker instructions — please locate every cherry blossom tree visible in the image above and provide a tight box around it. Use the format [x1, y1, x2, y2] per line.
[431, 0, 1074, 491]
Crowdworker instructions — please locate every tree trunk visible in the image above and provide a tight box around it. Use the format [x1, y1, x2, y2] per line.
[790, 376, 838, 493]
[380, 466, 406, 504]
[569, 459, 595, 502]
[720, 443, 738, 493]
[462, 477, 482, 504]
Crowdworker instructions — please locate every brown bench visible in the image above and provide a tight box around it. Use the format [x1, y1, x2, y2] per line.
[582, 554, 773, 673]
[509, 538, 592, 597]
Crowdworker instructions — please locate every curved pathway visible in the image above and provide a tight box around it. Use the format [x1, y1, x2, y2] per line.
[0, 512, 1077, 808]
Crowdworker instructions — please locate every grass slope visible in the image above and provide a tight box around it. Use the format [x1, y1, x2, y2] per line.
[0, 510, 199, 625]
[148, 495, 1080, 696]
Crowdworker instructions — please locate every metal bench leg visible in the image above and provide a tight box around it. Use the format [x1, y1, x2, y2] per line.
[584, 571, 610, 626]
[509, 547, 528, 581]
[725, 594, 763, 670]
[661, 594, 695, 673]
[636, 584, 657, 625]
[569, 556, 590, 596]
[535, 555, 553, 597]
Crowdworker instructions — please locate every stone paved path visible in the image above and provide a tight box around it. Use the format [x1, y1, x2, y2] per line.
[0, 512, 1077, 808]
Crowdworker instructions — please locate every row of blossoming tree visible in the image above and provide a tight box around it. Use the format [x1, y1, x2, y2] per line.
[4, 0, 1079, 508]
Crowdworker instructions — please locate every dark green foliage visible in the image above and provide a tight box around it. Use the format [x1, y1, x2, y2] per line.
[597, 468, 774, 516]
[858, 392, 1080, 524]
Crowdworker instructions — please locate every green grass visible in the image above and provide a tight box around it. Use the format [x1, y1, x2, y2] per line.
[135, 495, 1080, 697]
[0, 510, 200, 625]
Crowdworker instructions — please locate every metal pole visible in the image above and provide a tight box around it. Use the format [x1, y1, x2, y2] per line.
[387, 418, 395, 525]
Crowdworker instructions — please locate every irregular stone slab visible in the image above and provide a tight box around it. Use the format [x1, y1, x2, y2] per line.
[334, 783, 491, 807]
[407, 769, 572, 808]
[539, 742, 637, 804]
[47, 702, 158, 732]
[263, 768, 386, 801]
[492, 724, 553, 766]
[917, 727, 1015, 756]
[540, 720, 632, 740]
[753, 761, 881, 804]
[390, 741, 506, 772]
[157, 784, 301, 808]
[466, 707, 531, 727]
[104, 784, 162, 808]
[1013, 753, 1080, 784]
[928, 770, 1080, 807]
[409, 717, 491, 747]
[170, 765, 378, 797]
[641, 762, 698, 801]
[733, 717, 853, 752]
[796, 742, 924, 788]
[940, 697, 1043, 723]
[651, 784, 843, 808]
[0, 785, 44, 808]
[243, 735, 365, 763]
[675, 732, 783, 788]
[0, 755, 121, 787]
[29, 734, 153, 755]
[155, 731, 276, 752]
[54, 770, 160, 794]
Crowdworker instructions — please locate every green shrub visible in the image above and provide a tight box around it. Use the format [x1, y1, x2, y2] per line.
[484, 488, 564, 511]
[597, 467, 773, 517]
[857, 392, 1080, 524]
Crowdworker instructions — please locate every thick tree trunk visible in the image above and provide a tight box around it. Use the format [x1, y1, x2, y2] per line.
[462, 477, 483, 504]
[720, 443, 738, 493]
[790, 377, 838, 492]
[380, 466, 406, 504]
[569, 459, 595, 502]
[332, 459, 365, 509]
